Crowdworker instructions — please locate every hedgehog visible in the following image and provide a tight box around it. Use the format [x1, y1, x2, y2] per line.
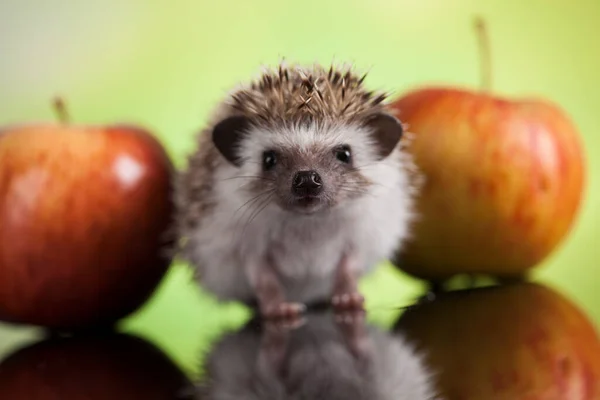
[174, 61, 419, 318]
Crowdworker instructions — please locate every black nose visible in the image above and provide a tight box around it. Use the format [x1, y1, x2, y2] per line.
[292, 170, 323, 195]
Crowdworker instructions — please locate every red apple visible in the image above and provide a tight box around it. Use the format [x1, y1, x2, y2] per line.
[394, 282, 600, 399]
[389, 18, 586, 281]
[0, 101, 175, 330]
[0, 332, 193, 399]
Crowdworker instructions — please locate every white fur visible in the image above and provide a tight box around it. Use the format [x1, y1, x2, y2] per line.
[196, 312, 439, 399]
[182, 120, 413, 305]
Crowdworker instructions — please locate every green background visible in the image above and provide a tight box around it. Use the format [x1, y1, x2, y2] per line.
[0, 0, 598, 379]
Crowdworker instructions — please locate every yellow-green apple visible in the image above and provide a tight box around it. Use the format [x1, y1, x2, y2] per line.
[0, 101, 175, 330]
[0, 332, 193, 399]
[393, 282, 600, 399]
[389, 18, 586, 281]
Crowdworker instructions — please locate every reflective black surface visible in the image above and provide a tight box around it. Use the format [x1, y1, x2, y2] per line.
[1, 280, 600, 400]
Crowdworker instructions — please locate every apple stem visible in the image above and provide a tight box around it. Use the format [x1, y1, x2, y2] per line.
[52, 96, 70, 125]
[474, 16, 492, 92]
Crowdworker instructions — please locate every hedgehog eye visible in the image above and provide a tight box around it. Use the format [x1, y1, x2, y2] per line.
[262, 150, 277, 170]
[334, 145, 352, 164]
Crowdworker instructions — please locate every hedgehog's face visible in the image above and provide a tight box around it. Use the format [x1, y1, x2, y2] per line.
[212, 113, 404, 215]
[251, 140, 366, 214]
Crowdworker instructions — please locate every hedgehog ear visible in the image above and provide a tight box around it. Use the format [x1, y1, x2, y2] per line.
[364, 113, 404, 160]
[212, 115, 251, 167]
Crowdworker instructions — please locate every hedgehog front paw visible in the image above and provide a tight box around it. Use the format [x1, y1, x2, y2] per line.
[331, 249, 364, 311]
[331, 292, 365, 311]
[260, 301, 306, 319]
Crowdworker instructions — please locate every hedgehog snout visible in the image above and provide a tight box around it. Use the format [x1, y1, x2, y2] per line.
[291, 170, 323, 197]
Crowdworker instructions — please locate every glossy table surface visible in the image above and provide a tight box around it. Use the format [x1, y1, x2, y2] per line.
[1, 272, 599, 400]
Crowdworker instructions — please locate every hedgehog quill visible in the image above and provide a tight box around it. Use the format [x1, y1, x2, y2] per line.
[175, 62, 419, 319]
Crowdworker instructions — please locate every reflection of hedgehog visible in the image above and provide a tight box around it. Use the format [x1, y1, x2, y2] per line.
[195, 311, 439, 400]
[175, 62, 419, 318]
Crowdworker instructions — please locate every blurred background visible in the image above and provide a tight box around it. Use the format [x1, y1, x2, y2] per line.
[0, 0, 598, 379]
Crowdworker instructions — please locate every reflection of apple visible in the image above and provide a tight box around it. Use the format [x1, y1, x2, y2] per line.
[0, 332, 193, 399]
[0, 99, 175, 330]
[389, 18, 586, 281]
[393, 282, 600, 399]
